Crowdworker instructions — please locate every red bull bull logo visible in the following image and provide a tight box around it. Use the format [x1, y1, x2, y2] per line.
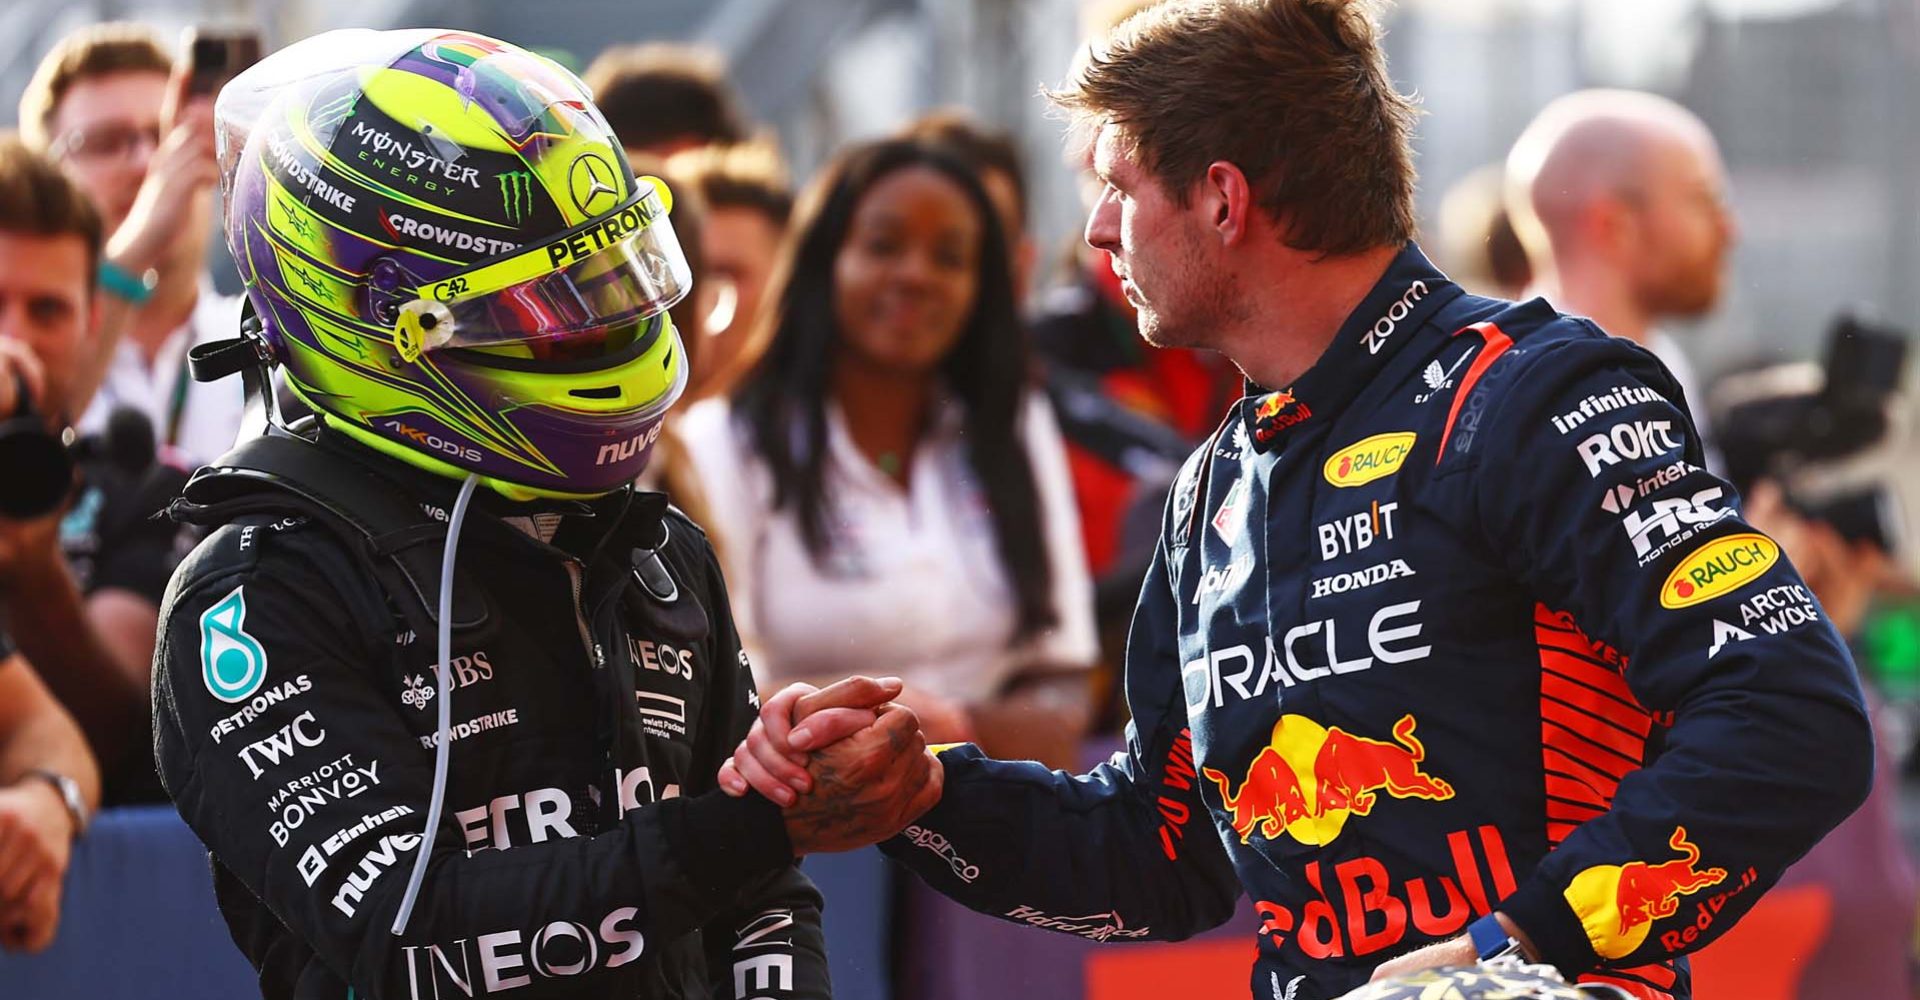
[1253, 390, 1312, 442]
[1202, 714, 1454, 846]
[1563, 826, 1727, 959]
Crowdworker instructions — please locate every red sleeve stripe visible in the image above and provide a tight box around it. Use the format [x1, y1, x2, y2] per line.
[1434, 321, 1515, 463]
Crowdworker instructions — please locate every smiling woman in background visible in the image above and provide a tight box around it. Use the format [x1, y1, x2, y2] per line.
[680, 137, 1096, 767]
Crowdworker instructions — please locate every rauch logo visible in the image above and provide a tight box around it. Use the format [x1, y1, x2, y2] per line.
[1660, 533, 1778, 609]
[1323, 432, 1417, 488]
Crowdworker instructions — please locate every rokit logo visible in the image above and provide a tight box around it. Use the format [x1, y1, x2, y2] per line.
[238, 711, 326, 779]
[400, 908, 645, 999]
[299, 804, 415, 886]
[1316, 501, 1400, 562]
[401, 651, 495, 710]
[1184, 602, 1430, 711]
[1619, 487, 1735, 565]
[1309, 558, 1415, 599]
[1191, 558, 1253, 605]
[209, 674, 313, 744]
[331, 832, 422, 918]
[266, 755, 382, 846]
[1576, 420, 1684, 478]
[1361, 281, 1429, 355]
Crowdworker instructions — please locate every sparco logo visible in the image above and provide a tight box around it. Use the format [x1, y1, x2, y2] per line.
[265, 755, 382, 846]
[901, 825, 979, 883]
[1362, 281, 1428, 354]
[238, 710, 326, 779]
[1309, 558, 1415, 599]
[594, 423, 664, 467]
[401, 908, 645, 998]
[382, 420, 483, 463]
[1004, 905, 1149, 942]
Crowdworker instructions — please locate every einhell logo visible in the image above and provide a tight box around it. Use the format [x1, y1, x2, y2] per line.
[1323, 432, 1416, 488]
[1661, 533, 1778, 609]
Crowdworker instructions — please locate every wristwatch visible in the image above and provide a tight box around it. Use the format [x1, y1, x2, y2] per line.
[1468, 913, 1526, 963]
[24, 768, 89, 840]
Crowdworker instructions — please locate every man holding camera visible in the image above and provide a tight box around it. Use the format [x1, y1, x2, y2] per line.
[19, 22, 242, 469]
[0, 136, 108, 953]
[0, 131, 185, 806]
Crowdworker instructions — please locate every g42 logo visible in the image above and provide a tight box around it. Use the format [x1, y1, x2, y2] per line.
[430, 276, 470, 302]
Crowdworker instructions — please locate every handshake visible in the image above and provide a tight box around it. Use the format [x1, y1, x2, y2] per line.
[717, 676, 946, 857]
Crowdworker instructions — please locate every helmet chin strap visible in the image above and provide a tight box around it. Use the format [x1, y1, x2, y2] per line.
[391, 470, 481, 936]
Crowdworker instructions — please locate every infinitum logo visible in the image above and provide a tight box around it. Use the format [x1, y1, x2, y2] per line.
[500, 170, 535, 224]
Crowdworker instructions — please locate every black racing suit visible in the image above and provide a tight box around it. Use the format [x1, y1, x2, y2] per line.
[152, 430, 827, 1000]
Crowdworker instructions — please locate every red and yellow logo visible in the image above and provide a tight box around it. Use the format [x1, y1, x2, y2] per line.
[1323, 432, 1416, 488]
[1202, 713, 1453, 847]
[1563, 826, 1727, 959]
[1661, 533, 1778, 609]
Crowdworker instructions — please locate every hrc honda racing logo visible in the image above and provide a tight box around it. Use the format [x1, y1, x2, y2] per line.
[1003, 905, 1149, 942]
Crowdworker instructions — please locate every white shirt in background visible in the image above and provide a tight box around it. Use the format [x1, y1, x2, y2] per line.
[77, 284, 247, 469]
[678, 389, 1099, 704]
[1649, 329, 1724, 475]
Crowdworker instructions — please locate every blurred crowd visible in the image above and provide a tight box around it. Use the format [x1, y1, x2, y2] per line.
[0, 5, 1915, 999]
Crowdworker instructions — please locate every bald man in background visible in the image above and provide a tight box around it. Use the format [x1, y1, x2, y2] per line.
[1506, 89, 1738, 462]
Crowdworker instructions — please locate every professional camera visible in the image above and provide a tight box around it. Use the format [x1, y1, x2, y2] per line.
[0, 383, 156, 519]
[1713, 314, 1913, 564]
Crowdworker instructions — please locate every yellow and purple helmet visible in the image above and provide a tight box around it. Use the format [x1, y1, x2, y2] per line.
[215, 29, 688, 499]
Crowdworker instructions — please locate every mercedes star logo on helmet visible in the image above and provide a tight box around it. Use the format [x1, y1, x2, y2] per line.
[569, 153, 620, 215]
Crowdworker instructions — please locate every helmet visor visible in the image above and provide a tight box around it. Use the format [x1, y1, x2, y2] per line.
[395, 180, 689, 358]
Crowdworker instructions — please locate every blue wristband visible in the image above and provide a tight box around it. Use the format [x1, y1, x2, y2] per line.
[1469, 913, 1523, 962]
[98, 260, 158, 305]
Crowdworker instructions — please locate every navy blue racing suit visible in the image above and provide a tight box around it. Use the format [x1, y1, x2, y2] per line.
[879, 244, 1872, 999]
